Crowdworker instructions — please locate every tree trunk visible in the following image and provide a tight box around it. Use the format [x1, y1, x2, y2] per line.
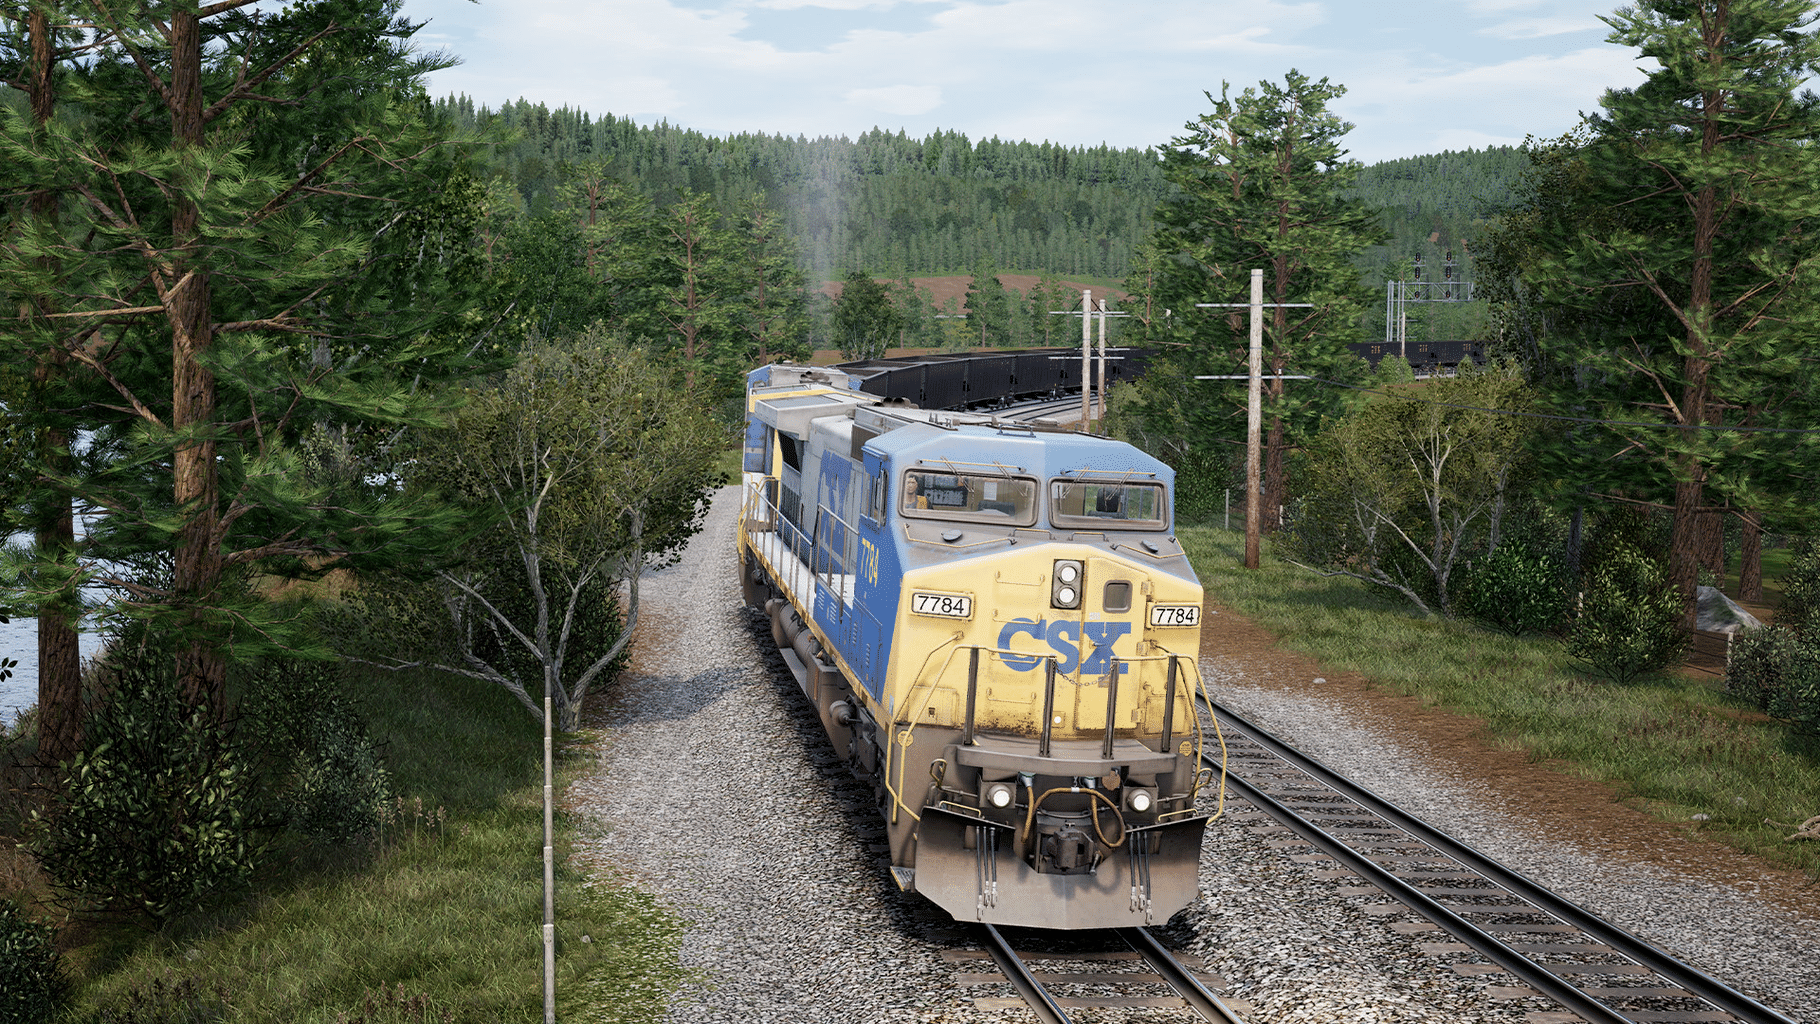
[1739, 510, 1763, 603]
[24, 5, 85, 764]
[1670, 48, 1724, 630]
[1698, 507, 1726, 584]
[1263, 413, 1285, 534]
[168, 9, 227, 714]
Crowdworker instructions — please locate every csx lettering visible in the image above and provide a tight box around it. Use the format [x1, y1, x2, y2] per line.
[996, 618, 1130, 677]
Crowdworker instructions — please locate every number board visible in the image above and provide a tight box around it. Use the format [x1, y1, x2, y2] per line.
[911, 591, 973, 619]
[1149, 604, 1201, 627]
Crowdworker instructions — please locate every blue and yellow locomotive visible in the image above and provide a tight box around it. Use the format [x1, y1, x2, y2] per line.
[738, 364, 1214, 930]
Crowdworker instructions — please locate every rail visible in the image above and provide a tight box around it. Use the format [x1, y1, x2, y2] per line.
[976, 924, 1250, 1023]
[1202, 696, 1799, 1024]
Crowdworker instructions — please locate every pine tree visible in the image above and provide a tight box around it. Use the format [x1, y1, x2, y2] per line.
[0, 0, 95, 761]
[831, 271, 903, 360]
[0, 0, 495, 714]
[1482, 0, 1820, 625]
[964, 255, 1010, 348]
[733, 194, 809, 365]
[1145, 71, 1384, 526]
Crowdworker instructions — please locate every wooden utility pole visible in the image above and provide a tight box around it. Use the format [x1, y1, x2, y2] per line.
[1194, 270, 1312, 570]
[1245, 270, 1263, 569]
[544, 694, 555, 1023]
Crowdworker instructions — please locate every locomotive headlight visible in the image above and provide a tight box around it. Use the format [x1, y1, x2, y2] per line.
[1051, 559, 1084, 609]
[1125, 787, 1156, 814]
[982, 781, 1016, 809]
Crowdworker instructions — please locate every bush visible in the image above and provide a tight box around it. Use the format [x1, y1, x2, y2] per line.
[1727, 625, 1820, 730]
[238, 660, 391, 843]
[1458, 544, 1570, 635]
[0, 900, 63, 1023]
[1569, 540, 1690, 682]
[28, 649, 257, 925]
[1779, 537, 1820, 634]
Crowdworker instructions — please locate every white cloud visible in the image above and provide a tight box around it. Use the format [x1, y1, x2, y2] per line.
[846, 84, 944, 115]
[1480, 14, 1604, 39]
[412, 0, 1653, 159]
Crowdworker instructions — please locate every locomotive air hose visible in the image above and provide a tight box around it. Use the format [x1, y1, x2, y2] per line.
[1022, 786, 1127, 856]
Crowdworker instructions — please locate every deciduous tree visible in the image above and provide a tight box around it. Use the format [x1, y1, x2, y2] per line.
[346, 336, 722, 730]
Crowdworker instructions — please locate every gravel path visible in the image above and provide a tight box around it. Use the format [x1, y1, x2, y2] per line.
[569, 488, 1814, 1023]
[567, 489, 963, 1023]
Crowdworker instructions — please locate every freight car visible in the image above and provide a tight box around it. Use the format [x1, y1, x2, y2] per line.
[1349, 339, 1488, 374]
[834, 347, 1153, 410]
[737, 363, 1215, 929]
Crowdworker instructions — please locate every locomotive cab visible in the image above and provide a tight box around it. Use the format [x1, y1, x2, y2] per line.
[738, 364, 1215, 930]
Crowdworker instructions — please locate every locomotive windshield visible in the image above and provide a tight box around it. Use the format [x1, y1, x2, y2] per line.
[1048, 479, 1168, 530]
[901, 470, 1038, 526]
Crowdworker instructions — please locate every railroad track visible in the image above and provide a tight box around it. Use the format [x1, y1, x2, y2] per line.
[949, 924, 1250, 1023]
[1201, 696, 1799, 1024]
[994, 394, 1088, 423]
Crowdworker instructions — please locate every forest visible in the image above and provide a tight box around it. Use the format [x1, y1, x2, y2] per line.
[437, 92, 1528, 288]
[428, 93, 1528, 363]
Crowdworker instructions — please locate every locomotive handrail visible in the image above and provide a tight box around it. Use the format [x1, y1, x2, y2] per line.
[811, 502, 861, 621]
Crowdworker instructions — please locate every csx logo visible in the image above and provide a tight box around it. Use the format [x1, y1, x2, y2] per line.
[997, 618, 1131, 676]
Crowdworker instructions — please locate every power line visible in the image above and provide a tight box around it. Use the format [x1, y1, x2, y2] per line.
[1286, 375, 1820, 435]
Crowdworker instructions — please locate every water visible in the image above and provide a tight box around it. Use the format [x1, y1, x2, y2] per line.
[0, 614, 106, 728]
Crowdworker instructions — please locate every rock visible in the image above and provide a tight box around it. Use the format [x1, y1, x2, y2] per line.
[1696, 585, 1764, 634]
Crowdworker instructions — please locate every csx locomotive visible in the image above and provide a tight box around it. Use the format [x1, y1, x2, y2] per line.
[737, 363, 1216, 930]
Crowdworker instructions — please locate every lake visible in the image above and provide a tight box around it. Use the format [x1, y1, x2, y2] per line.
[1, 614, 107, 728]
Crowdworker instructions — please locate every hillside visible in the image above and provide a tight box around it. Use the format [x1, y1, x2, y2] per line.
[437, 95, 1527, 292]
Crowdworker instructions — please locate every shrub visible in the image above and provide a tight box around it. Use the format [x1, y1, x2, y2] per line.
[1727, 625, 1820, 730]
[1779, 537, 1820, 634]
[1569, 540, 1690, 682]
[88, 971, 231, 1024]
[0, 900, 63, 1023]
[28, 649, 257, 925]
[238, 660, 391, 843]
[1459, 544, 1570, 635]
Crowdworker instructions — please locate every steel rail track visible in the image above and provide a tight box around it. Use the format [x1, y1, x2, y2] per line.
[975, 924, 1250, 1023]
[1202, 696, 1798, 1024]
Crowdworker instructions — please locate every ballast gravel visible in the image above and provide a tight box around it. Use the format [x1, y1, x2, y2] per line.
[567, 488, 1815, 1023]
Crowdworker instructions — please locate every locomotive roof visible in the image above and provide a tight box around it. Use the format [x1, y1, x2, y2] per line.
[863, 417, 1173, 484]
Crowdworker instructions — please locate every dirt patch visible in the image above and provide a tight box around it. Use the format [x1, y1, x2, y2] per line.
[814, 274, 1128, 310]
[1198, 597, 1819, 919]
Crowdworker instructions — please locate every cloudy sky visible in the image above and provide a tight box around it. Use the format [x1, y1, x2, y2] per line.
[406, 0, 1656, 163]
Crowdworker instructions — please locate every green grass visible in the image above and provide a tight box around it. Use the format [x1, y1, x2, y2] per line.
[41, 666, 686, 1023]
[1179, 525, 1820, 877]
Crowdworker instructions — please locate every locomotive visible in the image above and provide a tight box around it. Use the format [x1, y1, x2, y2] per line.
[737, 362, 1215, 930]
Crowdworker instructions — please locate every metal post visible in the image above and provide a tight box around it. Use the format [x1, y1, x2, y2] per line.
[1040, 658, 1057, 759]
[1224, 488, 1230, 531]
[1159, 656, 1177, 755]
[543, 694, 554, 1024]
[1095, 299, 1108, 432]
[1245, 268, 1263, 571]
[1102, 658, 1119, 760]
[963, 647, 980, 746]
[1398, 280, 1408, 361]
[1080, 289, 1092, 428]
